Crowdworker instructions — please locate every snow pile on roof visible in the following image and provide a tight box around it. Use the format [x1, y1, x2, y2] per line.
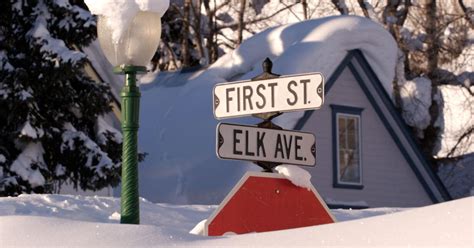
[274, 165, 312, 190]
[205, 15, 397, 96]
[0, 194, 471, 247]
[84, 0, 169, 44]
[399, 77, 432, 136]
[137, 16, 398, 204]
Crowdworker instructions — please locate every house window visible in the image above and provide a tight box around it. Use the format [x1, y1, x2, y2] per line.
[331, 105, 363, 189]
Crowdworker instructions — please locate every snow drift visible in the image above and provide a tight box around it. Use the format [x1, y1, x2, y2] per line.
[0, 195, 471, 247]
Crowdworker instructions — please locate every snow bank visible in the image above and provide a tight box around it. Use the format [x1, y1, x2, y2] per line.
[0, 194, 471, 247]
[274, 164, 312, 190]
[84, 0, 169, 44]
[0, 194, 213, 234]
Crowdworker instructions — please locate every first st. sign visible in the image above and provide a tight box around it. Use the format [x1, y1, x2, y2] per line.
[213, 73, 324, 119]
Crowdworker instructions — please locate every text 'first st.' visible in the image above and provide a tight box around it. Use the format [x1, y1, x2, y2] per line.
[213, 73, 324, 119]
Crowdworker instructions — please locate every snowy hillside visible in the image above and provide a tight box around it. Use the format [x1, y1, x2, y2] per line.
[0, 195, 471, 247]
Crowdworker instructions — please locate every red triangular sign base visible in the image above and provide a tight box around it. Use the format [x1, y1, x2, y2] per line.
[205, 172, 336, 236]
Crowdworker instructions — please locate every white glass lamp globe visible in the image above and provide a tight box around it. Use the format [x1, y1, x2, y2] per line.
[97, 11, 162, 67]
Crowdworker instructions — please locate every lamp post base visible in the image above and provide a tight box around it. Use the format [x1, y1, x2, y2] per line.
[116, 65, 146, 225]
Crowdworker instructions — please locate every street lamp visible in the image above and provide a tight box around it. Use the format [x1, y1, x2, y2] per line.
[97, 11, 162, 224]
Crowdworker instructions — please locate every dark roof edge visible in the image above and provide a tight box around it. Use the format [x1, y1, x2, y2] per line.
[350, 50, 451, 201]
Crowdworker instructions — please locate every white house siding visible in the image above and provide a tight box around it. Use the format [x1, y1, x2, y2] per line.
[301, 66, 432, 207]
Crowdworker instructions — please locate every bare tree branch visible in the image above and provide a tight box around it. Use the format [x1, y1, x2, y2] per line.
[181, 0, 191, 67]
[190, 0, 205, 62]
[301, 0, 309, 20]
[446, 126, 474, 159]
[458, 0, 474, 27]
[202, 0, 219, 63]
[331, 0, 348, 15]
[280, 0, 302, 21]
[237, 0, 246, 44]
[218, 2, 299, 29]
[162, 40, 179, 70]
[357, 0, 370, 18]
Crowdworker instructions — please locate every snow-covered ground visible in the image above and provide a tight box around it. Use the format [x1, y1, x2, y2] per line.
[0, 194, 471, 247]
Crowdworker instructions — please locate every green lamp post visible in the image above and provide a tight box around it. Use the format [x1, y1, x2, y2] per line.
[97, 11, 162, 224]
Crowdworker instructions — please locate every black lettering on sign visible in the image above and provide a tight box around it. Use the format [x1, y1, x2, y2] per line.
[245, 130, 255, 156]
[256, 84, 266, 109]
[237, 87, 241, 111]
[226, 88, 234, 113]
[268, 82, 277, 108]
[274, 134, 284, 158]
[257, 131, 266, 157]
[300, 79, 310, 104]
[283, 135, 292, 159]
[295, 135, 303, 161]
[243, 86, 253, 111]
[233, 129, 242, 155]
[287, 80, 298, 106]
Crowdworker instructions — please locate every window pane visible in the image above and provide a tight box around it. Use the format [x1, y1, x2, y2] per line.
[347, 118, 355, 130]
[337, 114, 361, 184]
[339, 150, 346, 167]
[338, 117, 346, 149]
[347, 117, 357, 149]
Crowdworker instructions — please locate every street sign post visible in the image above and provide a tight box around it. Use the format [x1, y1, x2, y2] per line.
[217, 123, 316, 167]
[213, 73, 324, 119]
[208, 58, 331, 237]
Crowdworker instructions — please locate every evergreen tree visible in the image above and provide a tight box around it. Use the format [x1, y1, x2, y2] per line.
[0, 0, 122, 196]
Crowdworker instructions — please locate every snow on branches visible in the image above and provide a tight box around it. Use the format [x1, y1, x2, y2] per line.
[0, 0, 121, 196]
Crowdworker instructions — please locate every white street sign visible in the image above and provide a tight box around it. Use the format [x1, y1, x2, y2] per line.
[213, 73, 324, 119]
[217, 123, 316, 166]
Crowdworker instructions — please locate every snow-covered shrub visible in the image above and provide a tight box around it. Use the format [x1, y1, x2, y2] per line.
[0, 0, 121, 196]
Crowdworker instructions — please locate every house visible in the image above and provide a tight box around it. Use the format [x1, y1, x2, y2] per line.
[293, 49, 450, 208]
[87, 15, 451, 207]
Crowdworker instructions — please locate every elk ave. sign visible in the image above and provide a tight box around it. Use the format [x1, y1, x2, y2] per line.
[213, 73, 324, 119]
[217, 123, 316, 166]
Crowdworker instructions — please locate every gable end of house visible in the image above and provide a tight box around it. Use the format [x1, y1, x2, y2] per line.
[295, 49, 451, 203]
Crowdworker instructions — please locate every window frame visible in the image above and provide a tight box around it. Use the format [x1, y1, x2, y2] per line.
[331, 104, 364, 189]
